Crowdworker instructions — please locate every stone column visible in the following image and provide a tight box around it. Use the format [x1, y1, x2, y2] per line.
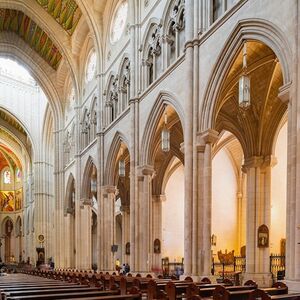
[102, 186, 117, 271]
[278, 80, 300, 291]
[79, 200, 92, 270]
[237, 171, 247, 252]
[121, 205, 130, 264]
[183, 0, 195, 276]
[53, 127, 65, 268]
[243, 156, 276, 287]
[136, 165, 155, 273]
[193, 130, 219, 277]
[152, 195, 164, 271]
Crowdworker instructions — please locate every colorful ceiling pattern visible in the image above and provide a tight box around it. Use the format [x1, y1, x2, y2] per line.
[0, 9, 62, 70]
[35, 0, 82, 35]
[0, 144, 21, 170]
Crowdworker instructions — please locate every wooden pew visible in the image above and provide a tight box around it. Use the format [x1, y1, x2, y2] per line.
[212, 283, 293, 300]
[2, 287, 103, 300]
[249, 289, 300, 300]
[5, 289, 120, 300]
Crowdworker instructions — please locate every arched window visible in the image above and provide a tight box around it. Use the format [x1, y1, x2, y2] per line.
[119, 58, 130, 112]
[143, 24, 162, 89]
[165, 0, 185, 67]
[90, 99, 97, 141]
[3, 169, 11, 184]
[104, 76, 118, 126]
[85, 51, 97, 83]
[213, 0, 223, 22]
[80, 109, 90, 149]
[110, 0, 128, 44]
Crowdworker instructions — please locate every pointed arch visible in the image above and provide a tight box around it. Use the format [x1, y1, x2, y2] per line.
[81, 156, 97, 199]
[141, 18, 162, 55]
[65, 173, 75, 212]
[105, 131, 130, 186]
[140, 91, 184, 166]
[1, 216, 13, 236]
[15, 216, 22, 237]
[200, 18, 292, 132]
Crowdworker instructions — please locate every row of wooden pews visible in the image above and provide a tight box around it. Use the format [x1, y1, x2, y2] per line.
[1, 268, 300, 300]
[0, 271, 141, 300]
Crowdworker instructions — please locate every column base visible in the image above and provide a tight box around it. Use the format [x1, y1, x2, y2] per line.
[243, 272, 273, 287]
[284, 280, 300, 292]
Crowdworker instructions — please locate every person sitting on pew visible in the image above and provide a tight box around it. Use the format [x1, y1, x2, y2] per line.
[125, 263, 130, 274]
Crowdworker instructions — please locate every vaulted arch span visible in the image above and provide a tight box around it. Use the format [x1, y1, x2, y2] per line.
[201, 18, 292, 132]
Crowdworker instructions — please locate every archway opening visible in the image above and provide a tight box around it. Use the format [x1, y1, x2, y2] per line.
[212, 39, 288, 280]
[212, 131, 246, 273]
[150, 104, 184, 275]
[113, 143, 130, 266]
[65, 176, 75, 268]
[270, 122, 287, 255]
[162, 158, 184, 261]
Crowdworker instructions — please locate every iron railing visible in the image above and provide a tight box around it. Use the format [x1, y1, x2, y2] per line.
[270, 254, 285, 280]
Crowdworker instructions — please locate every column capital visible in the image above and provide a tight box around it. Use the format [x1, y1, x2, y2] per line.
[242, 155, 277, 171]
[80, 198, 92, 206]
[137, 165, 156, 178]
[152, 194, 166, 202]
[120, 205, 130, 213]
[102, 185, 117, 195]
[198, 129, 219, 145]
[278, 82, 292, 103]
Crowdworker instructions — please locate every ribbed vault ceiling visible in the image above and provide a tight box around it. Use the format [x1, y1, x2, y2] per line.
[215, 41, 287, 159]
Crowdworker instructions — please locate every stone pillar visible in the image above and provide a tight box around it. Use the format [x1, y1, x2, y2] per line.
[152, 195, 164, 271]
[243, 156, 276, 287]
[193, 130, 219, 277]
[102, 186, 117, 271]
[278, 81, 300, 291]
[53, 127, 65, 268]
[121, 205, 130, 264]
[136, 165, 155, 272]
[237, 171, 247, 253]
[79, 200, 92, 270]
[183, 0, 195, 276]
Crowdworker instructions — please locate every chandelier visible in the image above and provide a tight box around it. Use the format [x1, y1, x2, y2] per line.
[90, 166, 97, 196]
[161, 109, 170, 152]
[119, 147, 126, 177]
[238, 42, 251, 109]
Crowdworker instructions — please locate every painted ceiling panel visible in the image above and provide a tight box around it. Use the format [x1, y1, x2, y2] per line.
[35, 0, 82, 35]
[0, 9, 62, 70]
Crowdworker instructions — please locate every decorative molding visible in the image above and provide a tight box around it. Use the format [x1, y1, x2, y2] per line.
[278, 82, 292, 103]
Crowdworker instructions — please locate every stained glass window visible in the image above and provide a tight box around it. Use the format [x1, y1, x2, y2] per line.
[85, 51, 97, 83]
[4, 170, 11, 184]
[111, 1, 128, 43]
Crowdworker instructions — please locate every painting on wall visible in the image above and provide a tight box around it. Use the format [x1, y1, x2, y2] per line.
[15, 188, 23, 211]
[0, 191, 15, 211]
